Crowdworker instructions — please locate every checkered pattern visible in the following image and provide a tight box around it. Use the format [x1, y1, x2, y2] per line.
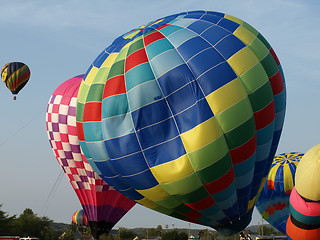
[76, 10, 286, 235]
[46, 75, 135, 226]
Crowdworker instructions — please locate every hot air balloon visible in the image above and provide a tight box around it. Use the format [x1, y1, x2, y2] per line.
[72, 209, 89, 226]
[1, 62, 30, 100]
[46, 75, 135, 239]
[255, 152, 303, 234]
[286, 145, 320, 240]
[76, 10, 286, 236]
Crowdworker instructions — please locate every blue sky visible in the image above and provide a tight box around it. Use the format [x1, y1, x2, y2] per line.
[0, 0, 319, 231]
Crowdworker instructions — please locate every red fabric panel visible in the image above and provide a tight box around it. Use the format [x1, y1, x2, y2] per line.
[103, 75, 126, 98]
[144, 31, 165, 46]
[230, 135, 256, 164]
[205, 168, 235, 194]
[83, 102, 102, 122]
[269, 70, 285, 95]
[254, 101, 275, 130]
[185, 195, 215, 210]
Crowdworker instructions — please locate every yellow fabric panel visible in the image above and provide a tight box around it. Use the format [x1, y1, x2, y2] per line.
[267, 164, 277, 182]
[233, 26, 257, 45]
[224, 14, 243, 25]
[283, 164, 294, 193]
[180, 117, 223, 153]
[136, 184, 170, 201]
[136, 197, 158, 209]
[206, 78, 247, 114]
[295, 144, 320, 201]
[85, 67, 99, 86]
[150, 155, 194, 183]
[101, 52, 119, 68]
[227, 47, 259, 76]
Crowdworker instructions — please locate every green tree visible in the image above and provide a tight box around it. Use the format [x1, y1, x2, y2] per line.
[161, 229, 188, 240]
[0, 204, 16, 235]
[114, 228, 136, 240]
[14, 208, 54, 239]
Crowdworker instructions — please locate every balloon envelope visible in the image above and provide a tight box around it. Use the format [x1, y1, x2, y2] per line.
[46, 75, 135, 239]
[1, 62, 30, 97]
[72, 209, 89, 226]
[76, 10, 286, 236]
[256, 152, 303, 234]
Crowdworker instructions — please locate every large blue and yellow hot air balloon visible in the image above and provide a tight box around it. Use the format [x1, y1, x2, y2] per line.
[76, 10, 286, 236]
[1, 62, 30, 100]
[256, 152, 303, 234]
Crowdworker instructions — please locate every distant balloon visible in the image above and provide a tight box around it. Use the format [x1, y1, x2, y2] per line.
[1, 62, 30, 100]
[46, 75, 135, 239]
[76, 10, 286, 236]
[72, 209, 88, 226]
[286, 145, 320, 240]
[256, 152, 303, 234]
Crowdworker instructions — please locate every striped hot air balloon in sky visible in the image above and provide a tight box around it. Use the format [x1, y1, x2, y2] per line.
[256, 152, 303, 234]
[76, 10, 286, 236]
[1, 62, 30, 100]
[72, 209, 89, 226]
[46, 75, 135, 239]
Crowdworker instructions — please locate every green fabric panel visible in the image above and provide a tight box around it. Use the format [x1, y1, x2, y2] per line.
[161, 173, 203, 195]
[257, 33, 271, 49]
[107, 59, 125, 79]
[256, 122, 275, 145]
[94, 67, 110, 84]
[127, 37, 144, 56]
[290, 205, 320, 225]
[154, 195, 182, 209]
[199, 204, 221, 216]
[144, 29, 157, 37]
[86, 83, 104, 102]
[169, 211, 186, 220]
[215, 97, 253, 133]
[248, 37, 269, 61]
[239, 63, 269, 94]
[173, 204, 194, 214]
[77, 83, 90, 104]
[248, 81, 273, 112]
[117, 42, 131, 60]
[154, 205, 174, 215]
[125, 62, 155, 90]
[224, 117, 256, 149]
[76, 102, 85, 122]
[188, 136, 229, 171]
[260, 53, 279, 77]
[242, 22, 259, 36]
[196, 154, 232, 184]
[176, 186, 209, 203]
[102, 94, 128, 118]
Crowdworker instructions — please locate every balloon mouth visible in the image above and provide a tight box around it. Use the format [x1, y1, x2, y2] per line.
[213, 208, 253, 236]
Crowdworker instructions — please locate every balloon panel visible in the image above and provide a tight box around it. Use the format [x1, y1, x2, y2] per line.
[1, 62, 30, 94]
[76, 10, 286, 236]
[72, 209, 89, 226]
[46, 75, 135, 238]
[256, 152, 303, 234]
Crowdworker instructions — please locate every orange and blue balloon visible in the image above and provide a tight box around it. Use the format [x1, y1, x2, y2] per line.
[76, 10, 286, 236]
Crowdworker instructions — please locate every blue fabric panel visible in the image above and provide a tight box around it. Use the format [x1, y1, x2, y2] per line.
[196, 61, 237, 96]
[123, 169, 159, 190]
[85, 140, 109, 161]
[233, 154, 255, 176]
[144, 137, 186, 167]
[221, 201, 239, 220]
[275, 109, 286, 131]
[183, 12, 206, 19]
[79, 141, 92, 159]
[98, 173, 133, 191]
[127, 79, 162, 111]
[101, 113, 134, 139]
[94, 159, 118, 178]
[145, 38, 174, 60]
[199, 204, 221, 216]
[131, 99, 171, 129]
[125, 62, 155, 90]
[137, 117, 179, 149]
[201, 25, 230, 46]
[256, 138, 273, 162]
[159, 25, 183, 37]
[200, 14, 223, 24]
[187, 20, 213, 35]
[237, 185, 253, 216]
[92, 51, 110, 68]
[104, 132, 141, 159]
[150, 49, 185, 78]
[187, 47, 225, 77]
[177, 36, 212, 62]
[212, 183, 236, 202]
[111, 151, 149, 177]
[217, 18, 240, 33]
[234, 167, 254, 189]
[102, 94, 128, 119]
[157, 64, 195, 96]
[166, 28, 198, 48]
[175, 98, 214, 133]
[120, 187, 144, 201]
[256, 122, 275, 145]
[83, 121, 103, 141]
[214, 34, 246, 60]
[166, 80, 205, 115]
[274, 90, 286, 112]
